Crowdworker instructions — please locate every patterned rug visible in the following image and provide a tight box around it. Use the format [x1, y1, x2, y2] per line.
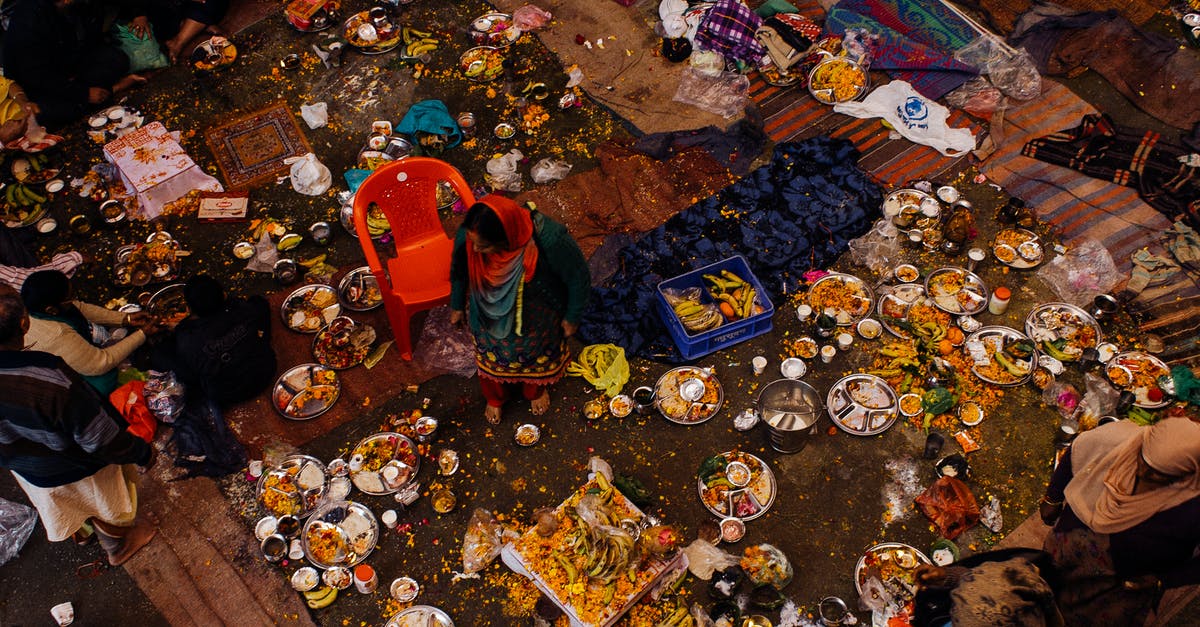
[204, 101, 311, 189]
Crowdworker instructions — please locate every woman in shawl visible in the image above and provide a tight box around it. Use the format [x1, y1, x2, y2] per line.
[450, 197, 590, 424]
[1039, 417, 1200, 625]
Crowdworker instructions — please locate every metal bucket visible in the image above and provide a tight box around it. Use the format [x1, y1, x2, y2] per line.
[757, 378, 823, 454]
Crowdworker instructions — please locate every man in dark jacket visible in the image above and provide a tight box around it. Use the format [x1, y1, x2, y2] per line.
[2, 0, 146, 127]
[0, 284, 156, 566]
[158, 274, 276, 406]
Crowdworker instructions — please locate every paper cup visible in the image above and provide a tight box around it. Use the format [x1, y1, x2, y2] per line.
[751, 356, 767, 375]
[51, 602, 74, 626]
[380, 509, 398, 528]
[795, 304, 813, 321]
[819, 345, 836, 363]
[836, 332, 853, 350]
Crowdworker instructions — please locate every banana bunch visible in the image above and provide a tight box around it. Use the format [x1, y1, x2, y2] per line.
[303, 586, 337, 609]
[364, 203, 391, 236]
[582, 528, 635, 583]
[657, 597, 695, 627]
[911, 321, 947, 343]
[872, 340, 921, 378]
[401, 27, 438, 57]
[703, 270, 760, 321]
[671, 298, 723, 333]
[4, 181, 47, 208]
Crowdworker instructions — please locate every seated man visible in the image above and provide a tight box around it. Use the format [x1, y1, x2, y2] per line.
[2, 0, 146, 127]
[156, 275, 276, 406]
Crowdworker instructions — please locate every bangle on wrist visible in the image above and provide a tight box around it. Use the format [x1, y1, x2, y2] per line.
[1040, 496, 1063, 506]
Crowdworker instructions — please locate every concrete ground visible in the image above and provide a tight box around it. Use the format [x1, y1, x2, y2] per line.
[0, 0, 1197, 625]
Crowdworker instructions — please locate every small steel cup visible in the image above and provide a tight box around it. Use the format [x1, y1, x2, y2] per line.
[456, 112, 476, 138]
[1090, 294, 1120, 320]
[309, 221, 333, 245]
[632, 386, 655, 415]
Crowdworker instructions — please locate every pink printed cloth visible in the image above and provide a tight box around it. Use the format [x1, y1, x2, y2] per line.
[103, 121, 222, 219]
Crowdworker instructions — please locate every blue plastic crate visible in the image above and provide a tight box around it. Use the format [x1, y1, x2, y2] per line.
[655, 256, 774, 360]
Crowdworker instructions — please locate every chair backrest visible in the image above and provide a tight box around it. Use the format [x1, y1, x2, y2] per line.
[351, 157, 475, 269]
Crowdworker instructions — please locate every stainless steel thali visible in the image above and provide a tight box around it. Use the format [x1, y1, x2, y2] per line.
[992, 228, 1044, 269]
[281, 284, 341, 333]
[301, 500, 379, 568]
[826, 374, 899, 435]
[696, 451, 776, 521]
[964, 326, 1037, 387]
[273, 363, 340, 420]
[386, 606, 454, 627]
[924, 267, 988, 315]
[808, 272, 874, 326]
[654, 367, 724, 425]
[1025, 302, 1101, 361]
[256, 454, 327, 518]
[875, 283, 927, 338]
[1105, 351, 1171, 409]
[854, 542, 931, 598]
[337, 266, 383, 311]
[348, 432, 420, 495]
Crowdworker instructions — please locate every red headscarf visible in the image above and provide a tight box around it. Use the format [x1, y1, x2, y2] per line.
[466, 195, 538, 292]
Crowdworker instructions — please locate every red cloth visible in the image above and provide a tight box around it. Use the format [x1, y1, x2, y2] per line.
[466, 195, 539, 296]
[479, 377, 543, 407]
[109, 380, 156, 444]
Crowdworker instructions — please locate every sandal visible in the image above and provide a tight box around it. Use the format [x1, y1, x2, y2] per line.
[76, 559, 109, 579]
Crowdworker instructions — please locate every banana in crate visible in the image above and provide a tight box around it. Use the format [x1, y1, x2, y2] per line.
[661, 287, 724, 333]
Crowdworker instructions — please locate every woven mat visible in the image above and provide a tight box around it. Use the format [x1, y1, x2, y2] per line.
[204, 100, 311, 189]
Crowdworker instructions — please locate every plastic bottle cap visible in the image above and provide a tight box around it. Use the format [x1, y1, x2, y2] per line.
[994, 287, 1011, 299]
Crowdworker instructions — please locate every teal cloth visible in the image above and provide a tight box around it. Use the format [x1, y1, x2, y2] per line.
[755, 0, 801, 17]
[395, 99, 462, 150]
[344, 168, 370, 193]
[30, 312, 118, 395]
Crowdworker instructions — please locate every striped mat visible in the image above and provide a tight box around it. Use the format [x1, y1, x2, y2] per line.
[751, 73, 980, 187]
[977, 81, 1200, 365]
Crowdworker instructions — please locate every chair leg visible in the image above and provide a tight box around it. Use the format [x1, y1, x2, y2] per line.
[392, 308, 413, 361]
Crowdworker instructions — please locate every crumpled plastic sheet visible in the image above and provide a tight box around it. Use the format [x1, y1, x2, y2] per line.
[578, 137, 882, 362]
[848, 217, 903, 277]
[0, 497, 37, 567]
[415, 306, 476, 378]
[673, 66, 750, 118]
[1036, 239, 1122, 308]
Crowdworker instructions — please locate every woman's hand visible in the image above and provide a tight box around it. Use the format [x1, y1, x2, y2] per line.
[914, 564, 948, 587]
[449, 310, 465, 326]
[125, 312, 153, 328]
[562, 320, 578, 338]
[129, 16, 151, 39]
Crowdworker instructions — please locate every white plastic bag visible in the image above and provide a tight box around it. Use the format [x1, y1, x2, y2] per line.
[531, 158, 572, 184]
[287, 153, 332, 196]
[0, 497, 37, 567]
[486, 149, 524, 192]
[682, 539, 740, 580]
[833, 81, 975, 156]
[299, 102, 329, 129]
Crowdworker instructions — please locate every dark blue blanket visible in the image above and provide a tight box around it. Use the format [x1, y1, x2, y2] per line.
[578, 137, 882, 362]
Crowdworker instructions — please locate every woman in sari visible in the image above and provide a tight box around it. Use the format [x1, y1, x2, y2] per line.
[450, 196, 590, 424]
[1039, 417, 1200, 626]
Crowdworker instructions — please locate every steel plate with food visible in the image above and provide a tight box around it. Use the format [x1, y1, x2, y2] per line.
[301, 500, 379, 568]
[282, 284, 341, 333]
[826, 374, 899, 435]
[881, 189, 931, 218]
[147, 283, 190, 327]
[654, 367, 723, 425]
[467, 11, 519, 47]
[342, 11, 402, 54]
[854, 542, 931, 613]
[696, 451, 776, 521]
[349, 432, 420, 495]
[925, 267, 988, 315]
[758, 60, 799, 87]
[1105, 351, 1170, 408]
[257, 454, 327, 518]
[808, 56, 868, 104]
[191, 37, 237, 70]
[312, 318, 375, 370]
[808, 273, 874, 325]
[459, 46, 505, 82]
[964, 326, 1037, 386]
[337, 266, 383, 311]
[993, 228, 1043, 269]
[876, 284, 952, 339]
[273, 363, 340, 420]
[385, 606, 454, 627]
[1025, 303, 1101, 363]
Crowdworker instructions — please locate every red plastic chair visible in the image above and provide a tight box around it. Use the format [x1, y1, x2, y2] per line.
[352, 157, 475, 360]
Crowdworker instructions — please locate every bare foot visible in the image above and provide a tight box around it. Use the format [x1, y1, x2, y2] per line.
[485, 404, 502, 425]
[106, 518, 157, 566]
[531, 390, 550, 416]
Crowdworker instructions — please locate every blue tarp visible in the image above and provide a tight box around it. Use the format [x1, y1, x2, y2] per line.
[578, 137, 882, 362]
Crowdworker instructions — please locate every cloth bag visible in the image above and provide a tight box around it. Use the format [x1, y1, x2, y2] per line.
[833, 80, 976, 156]
[395, 99, 462, 151]
[113, 23, 169, 72]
